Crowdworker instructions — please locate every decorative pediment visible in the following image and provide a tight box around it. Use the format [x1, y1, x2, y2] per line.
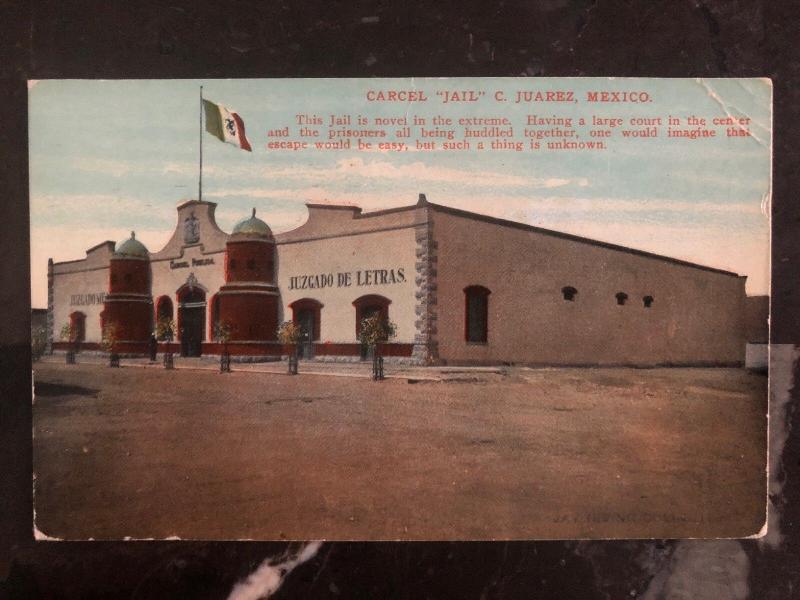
[176, 272, 208, 296]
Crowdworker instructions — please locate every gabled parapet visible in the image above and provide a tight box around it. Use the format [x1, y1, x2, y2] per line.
[150, 199, 230, 259]
[276, 201, 428, 243]
[52, 240, 115, 274]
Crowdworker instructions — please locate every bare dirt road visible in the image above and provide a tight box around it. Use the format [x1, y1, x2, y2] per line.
[32, 363, 767, 540]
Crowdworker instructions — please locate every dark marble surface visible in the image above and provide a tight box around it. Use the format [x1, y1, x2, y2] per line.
[2, 1, 799, 597]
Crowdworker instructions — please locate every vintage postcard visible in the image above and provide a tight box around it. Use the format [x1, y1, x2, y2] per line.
[29, 77, 770, 540]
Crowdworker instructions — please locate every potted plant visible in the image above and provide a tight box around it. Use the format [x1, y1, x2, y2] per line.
[59, 323, 79, 364]
[156, 317, 175, 369]
[213, 321, 233, 373]
[358, 314, 397, 381]
[100, 322, 120, 367]
[277, 320, 303, 375]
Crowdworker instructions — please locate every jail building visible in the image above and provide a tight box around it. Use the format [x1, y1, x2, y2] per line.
[48, 194, 753, 366]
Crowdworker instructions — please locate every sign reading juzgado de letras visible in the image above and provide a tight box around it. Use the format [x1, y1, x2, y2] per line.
[288, 267, 406, 291]
[70, 292, 106, 306]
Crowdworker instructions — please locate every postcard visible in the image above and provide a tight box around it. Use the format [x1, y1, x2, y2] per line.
[29, 77, 770, 540]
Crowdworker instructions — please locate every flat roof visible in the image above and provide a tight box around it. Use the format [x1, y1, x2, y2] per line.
[426, 201, 741, 278]
[51, 197, 743, 279]
[306, 203, 362, 212]
[348, 199, 741, 278]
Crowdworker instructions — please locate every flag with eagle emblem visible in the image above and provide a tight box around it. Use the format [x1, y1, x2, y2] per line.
[202, 99, 252, 151]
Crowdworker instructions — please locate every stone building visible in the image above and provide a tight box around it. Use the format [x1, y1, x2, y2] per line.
[48, 194, 754, 366]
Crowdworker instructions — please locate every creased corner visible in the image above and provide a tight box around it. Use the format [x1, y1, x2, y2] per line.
[696, 78, 769, 148]
[33, 524, 62, 542]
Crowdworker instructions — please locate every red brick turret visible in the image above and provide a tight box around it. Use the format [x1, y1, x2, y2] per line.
[216, 209, 280, 342]
[101, 231, 153, 349]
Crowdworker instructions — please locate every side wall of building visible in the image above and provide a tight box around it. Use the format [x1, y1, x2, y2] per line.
[432, 209, 747, 366]
[51, 244, 114, 345]
[276, 225, 419, 345]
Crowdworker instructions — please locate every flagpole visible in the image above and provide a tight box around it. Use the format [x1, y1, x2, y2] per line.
[199, 85, 203, 202]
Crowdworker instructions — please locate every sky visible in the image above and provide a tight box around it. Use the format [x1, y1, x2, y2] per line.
[29, 77, 771, 307]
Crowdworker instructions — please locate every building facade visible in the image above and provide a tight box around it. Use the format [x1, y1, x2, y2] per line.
[49, 194, 751, 366]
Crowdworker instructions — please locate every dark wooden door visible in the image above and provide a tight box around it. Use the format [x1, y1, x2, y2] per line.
[180, 306, 205, 357]
[296, 308, 315, 359]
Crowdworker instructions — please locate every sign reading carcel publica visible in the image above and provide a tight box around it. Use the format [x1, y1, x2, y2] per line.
[170, 257, 215, 270]
[288, 267, 406, 291]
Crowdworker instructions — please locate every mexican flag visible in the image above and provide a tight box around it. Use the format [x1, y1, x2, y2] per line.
[203, 99, 252, 151]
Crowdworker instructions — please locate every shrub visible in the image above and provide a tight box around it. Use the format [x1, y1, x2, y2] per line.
[156, 317, 175, 342]
[31, 325, 47, 361]
[276, 320, 303, 345]
[59, 323, 77, 343]
[100, 323, 119, 353]
[212, 321, 233, 344]
[358, 314, 397, 349]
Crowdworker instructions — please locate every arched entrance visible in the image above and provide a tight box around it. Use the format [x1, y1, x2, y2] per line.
[353, 294, 391, 361]
[156, 295, 174, 324]
[177, 276, 207, 357]
[290, 298, 323, 359]
[69, 311, 86, 343]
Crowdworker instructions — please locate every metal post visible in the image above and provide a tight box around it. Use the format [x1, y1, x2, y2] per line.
[372, 345, 385, 381]
[220, 341, 231, 373]
[288, 346, 298, 375]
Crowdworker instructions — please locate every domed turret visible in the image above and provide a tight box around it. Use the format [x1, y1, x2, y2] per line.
[103, 232, 153, 351]
[115, 231, 150, 258]
[216, 207, 279, 343]
[224, 208, 276, 285]
[231, 208, 274, 240]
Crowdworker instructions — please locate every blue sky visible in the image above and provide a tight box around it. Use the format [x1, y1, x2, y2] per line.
[29, 78, 771, 306]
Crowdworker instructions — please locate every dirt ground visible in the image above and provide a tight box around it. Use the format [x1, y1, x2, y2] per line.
[32, 362, 767, 540]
